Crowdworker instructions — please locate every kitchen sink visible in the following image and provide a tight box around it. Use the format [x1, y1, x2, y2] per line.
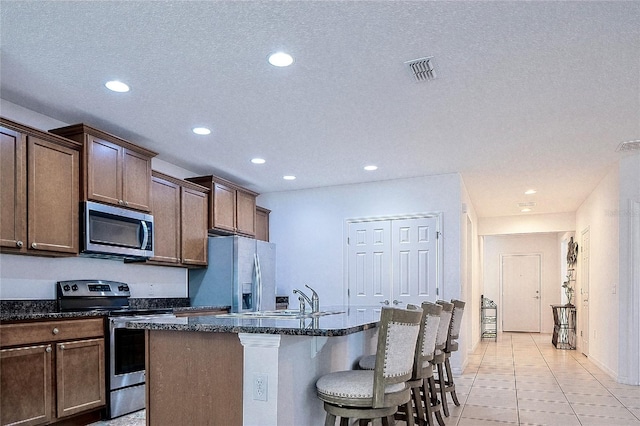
[217, 309, 344, 319]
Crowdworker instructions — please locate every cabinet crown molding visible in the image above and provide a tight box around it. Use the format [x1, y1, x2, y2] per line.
[49, 123, 157, 157]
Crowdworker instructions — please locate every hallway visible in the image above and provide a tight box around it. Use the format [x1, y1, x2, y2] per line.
[448, 332, 640, 425]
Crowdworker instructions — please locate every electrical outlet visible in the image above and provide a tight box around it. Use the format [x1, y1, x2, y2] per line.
[253, 374, 268, 401]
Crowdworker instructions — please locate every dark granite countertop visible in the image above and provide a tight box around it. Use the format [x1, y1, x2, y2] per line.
[0, 298, 196, 322]
[126, 306, 382, 337]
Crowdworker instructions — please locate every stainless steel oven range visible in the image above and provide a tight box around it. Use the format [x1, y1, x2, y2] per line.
[57, 280, 174, 419]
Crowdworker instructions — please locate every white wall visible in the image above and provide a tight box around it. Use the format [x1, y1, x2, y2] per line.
[0, 98, 189, 300]
[258, 173, 463, 305]
[482, 233, 561, 333]
[575, 163, 620, 379]
[460, 179, 481, 358]
[480, 212, 576, 236]
[617, 153, 640, 385]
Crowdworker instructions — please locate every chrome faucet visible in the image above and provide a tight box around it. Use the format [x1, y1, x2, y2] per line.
[293, 285, 320, 314]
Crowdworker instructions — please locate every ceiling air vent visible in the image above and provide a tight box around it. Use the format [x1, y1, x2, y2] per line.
[616, 140, 640, 152]
[518, 202, 537, 208]
[405, 57, 436, 82]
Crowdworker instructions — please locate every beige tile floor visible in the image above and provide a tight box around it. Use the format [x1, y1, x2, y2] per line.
[94, 332, 640, 425]
[448, 332, 640, 426]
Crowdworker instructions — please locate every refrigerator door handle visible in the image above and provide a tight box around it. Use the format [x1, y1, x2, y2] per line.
[254, 253, 262, 311]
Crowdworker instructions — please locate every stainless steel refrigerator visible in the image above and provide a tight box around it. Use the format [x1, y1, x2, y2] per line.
[188, 235, 276, 312]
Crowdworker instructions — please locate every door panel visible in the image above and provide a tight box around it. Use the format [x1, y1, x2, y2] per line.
[348, 221, 391, 306]
[502, 254, 541, 332]
[348, 216, 439, 307]
[28, 136, 79, 253]
[392, 217, 438, 305]
[0, 127, 26, 249]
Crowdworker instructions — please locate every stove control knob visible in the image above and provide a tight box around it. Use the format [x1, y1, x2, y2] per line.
[63, 285, 71, 292]
[71, 284, 78, 291]
[118, 285, 125, 291]
[123, 285, 130, 291]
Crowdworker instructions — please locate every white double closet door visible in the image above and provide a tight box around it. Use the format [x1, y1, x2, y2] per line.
[347, 216, 440, 313]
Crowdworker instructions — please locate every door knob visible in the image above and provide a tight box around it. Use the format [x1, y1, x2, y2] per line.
[379, 300, 390, 305]
[392, 300, 400, 305]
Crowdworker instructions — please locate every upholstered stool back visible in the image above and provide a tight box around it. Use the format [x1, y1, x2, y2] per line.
[316, 306, 423, 424]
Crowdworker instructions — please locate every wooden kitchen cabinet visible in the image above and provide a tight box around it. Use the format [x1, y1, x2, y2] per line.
[49, 123, 157, 212]
[186, 175, 258, 237]
[255, 206, 271, 242]
[0, 344, 53, 425]
[150, 171, 209, 267]
[0, 318, 105, 425]
[1, 118, 80, 256]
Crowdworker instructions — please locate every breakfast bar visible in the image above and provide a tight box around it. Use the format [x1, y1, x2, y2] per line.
[128, 308, 381, 426]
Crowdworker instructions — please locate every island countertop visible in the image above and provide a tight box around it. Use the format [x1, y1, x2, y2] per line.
[126, 306, 382, 337]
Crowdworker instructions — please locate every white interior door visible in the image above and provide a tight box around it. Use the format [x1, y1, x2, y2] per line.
[391, 217, 438, 305]
[347, 220, 391, 306]
[581, 228, 590, 356]
[502, 254, 541, 332]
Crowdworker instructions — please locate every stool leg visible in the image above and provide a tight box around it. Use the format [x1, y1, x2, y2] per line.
[412, 383, 426, 425]
[324, 413, 336, 426]
[436, 362, 449, 417]
[426, 375, 445, 426]
[444, 356, 460, 406]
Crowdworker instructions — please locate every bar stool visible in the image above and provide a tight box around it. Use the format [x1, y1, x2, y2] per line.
[441, 299, 466, 408]
[431, 301, 453, 417]
[358, 302, 444, 426]
[316, 306, 423, 426]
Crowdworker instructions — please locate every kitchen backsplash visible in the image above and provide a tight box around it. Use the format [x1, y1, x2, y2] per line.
[0, 254, 188, 300]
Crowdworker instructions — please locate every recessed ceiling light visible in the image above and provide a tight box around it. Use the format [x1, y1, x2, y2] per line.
[105, 80, 130, 93]
[251, 158, 266, 164]
[521, 208, 532, 213]
[283, 175, 296, 180]
[525, 189, 537, 195]
[364, 165, 378, 171]
[192, 127, 211, 135]
[268, 52, 294, 67]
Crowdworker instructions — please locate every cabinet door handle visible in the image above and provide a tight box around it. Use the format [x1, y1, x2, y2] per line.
[45, 345, 52, 353]
[124, 201, 129, 206]
[31, 242, 37, 249]
[16, 241, 23, 248]
[52, 327, 59, 335]
[119, 200, 124, 205]
[379, 300, 390, 305]
[60, 344, 65, 350]
[392, 300, 400, 305]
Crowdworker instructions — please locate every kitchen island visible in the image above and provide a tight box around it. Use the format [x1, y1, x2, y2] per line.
[128, 308, 381, 426]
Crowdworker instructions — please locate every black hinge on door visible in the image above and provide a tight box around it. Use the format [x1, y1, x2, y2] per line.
[436, 231, 441, 239]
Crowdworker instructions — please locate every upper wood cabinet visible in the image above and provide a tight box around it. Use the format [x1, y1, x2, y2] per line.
[50, 124, 157, 212]
[186, 175, 258, 238]
[1, 118, 81, 256]
[150, 171, 209, 267]
[255, 206, 271, 242]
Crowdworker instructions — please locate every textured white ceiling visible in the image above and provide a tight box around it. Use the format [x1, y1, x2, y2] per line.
[1, 1, 638, 217]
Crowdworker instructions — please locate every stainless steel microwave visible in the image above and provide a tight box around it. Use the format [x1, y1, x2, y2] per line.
[82, 201, 154, 259]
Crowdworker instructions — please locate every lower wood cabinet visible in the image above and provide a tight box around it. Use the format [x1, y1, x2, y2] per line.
[0, 318, 105, 425]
